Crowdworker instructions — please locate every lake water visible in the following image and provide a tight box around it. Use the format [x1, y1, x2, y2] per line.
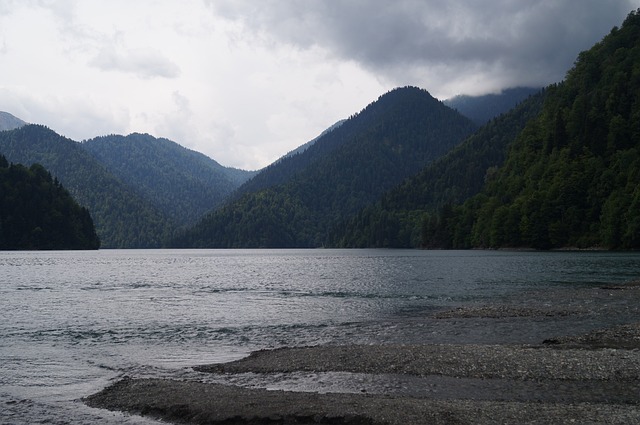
[1, 249, 639, 424]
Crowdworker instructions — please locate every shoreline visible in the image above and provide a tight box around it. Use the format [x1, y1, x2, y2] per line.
[85, 316, 640, 424]
[85, 377, 639, 425]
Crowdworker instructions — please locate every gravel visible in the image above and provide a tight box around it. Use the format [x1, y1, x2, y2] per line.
[85, 377, 640, 425]
[85, 284, 640, 424]
[196, 342, 640, 381]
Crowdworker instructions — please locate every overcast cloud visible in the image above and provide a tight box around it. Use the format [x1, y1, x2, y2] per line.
[0, 1, 638, 169]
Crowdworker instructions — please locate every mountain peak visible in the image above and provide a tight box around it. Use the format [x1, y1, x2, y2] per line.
[0, 112, 27, 131]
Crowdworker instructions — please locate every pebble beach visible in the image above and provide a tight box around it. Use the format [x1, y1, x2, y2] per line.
[85, 282, 640, 425]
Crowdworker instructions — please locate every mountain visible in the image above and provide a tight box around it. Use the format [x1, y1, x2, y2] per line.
[0, 154, 100, 250]
[0, 125, 172, 248]
[330, 88, 546, 248]
[82, 133, 255, 227]
[173, 86, 478, 248]
[0, 112, 27, 131]
[444, 87, 541, 125]
[427, 10, 640, 250]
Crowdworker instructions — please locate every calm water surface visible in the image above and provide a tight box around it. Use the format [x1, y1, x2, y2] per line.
[1, 249, 639, 424]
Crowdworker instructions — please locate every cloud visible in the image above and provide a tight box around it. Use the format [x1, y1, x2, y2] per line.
[3, 0, 640, 170]
[208, 0, 638, 96]
[0, 87, 131, 140]
[90, 46, 181, 79]
[152, 91, 196, 146]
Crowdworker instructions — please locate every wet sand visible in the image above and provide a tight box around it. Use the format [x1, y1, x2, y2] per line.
[85, 284, 640, 424]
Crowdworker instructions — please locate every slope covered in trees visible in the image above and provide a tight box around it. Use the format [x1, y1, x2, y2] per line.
[83, 133, 255, 227]
[427, 10, 640, 250]
[0, 125, 171, 248]
[330, 89, 546, 248]
[173, 87, 478, 248]
[0, 155, 99, 250]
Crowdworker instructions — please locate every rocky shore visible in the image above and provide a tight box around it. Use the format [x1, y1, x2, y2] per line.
[84, 376, 639, 424]
[85, 283, 640, 424]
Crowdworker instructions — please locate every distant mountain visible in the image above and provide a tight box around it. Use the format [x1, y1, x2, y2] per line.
[0, 112, 27, 131]
[444, 87, 541, 125]
[330, 89, 547, 248]
[425, 10, 640, 250]
[0, 125, 172, 248]
[173, 86, 478, 248]
[0, 154, 100, 250]
[83, 133, 255, 227]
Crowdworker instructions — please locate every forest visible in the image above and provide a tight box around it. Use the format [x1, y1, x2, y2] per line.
[0, 154, 100, 250]
[0, 125, 172, 248]
[417, 10, 640, 250]
[330, 89, 547, 248]
[83, 133, 255, 228]
[0, 126, 252, 248]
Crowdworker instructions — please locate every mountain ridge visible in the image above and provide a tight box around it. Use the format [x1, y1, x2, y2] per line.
[0, 114, 257, 247]
[0, 124, 172, 248]
[330, 88, 547, 248]
[174, 86, 478, 248]
[82, 133, 255, 227]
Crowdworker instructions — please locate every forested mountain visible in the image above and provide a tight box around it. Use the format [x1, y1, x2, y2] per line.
[423, 10, 640, 250]
[0, 112, 26, 131]
[0, 125, 171, 248]
[444, 87, 541, 125]
[0, 154, 99, 250]
[330, 88, 546, 248]
[83, 133, 255, 227]
[173, 86, 478, 248]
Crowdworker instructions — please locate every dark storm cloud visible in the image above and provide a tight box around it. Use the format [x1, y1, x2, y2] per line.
[210, 0, 638, 93]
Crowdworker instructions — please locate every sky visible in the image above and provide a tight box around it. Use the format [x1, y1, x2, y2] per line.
[1, 1, 638, 170]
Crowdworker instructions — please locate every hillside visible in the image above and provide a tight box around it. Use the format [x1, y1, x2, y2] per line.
[173, 86, 478, 248]
[83, 133, 255, 227]
[428, 10, 640, 250]
[0, 154, 99, 250]
[330, 88, 546, 248]
[0, 111, 26, 131]
[0, 125, 171, 248]
[444, 87, 541, 125]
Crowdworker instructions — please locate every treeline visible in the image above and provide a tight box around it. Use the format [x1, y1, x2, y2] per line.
[422, 10, 640, 250]
[0, 155, 100, 250]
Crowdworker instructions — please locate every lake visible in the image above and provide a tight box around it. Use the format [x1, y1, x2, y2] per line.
[1, 249, 639, 424]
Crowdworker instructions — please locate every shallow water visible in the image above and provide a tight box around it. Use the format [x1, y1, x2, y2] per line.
[1, 249, 639, 424]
